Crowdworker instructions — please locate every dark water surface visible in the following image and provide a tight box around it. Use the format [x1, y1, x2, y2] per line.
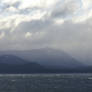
[0, 74, 92, 92]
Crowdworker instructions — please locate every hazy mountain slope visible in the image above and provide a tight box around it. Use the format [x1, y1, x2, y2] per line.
[0, 48, 84, 69]
[0, 55, 30, 65]
[0, 55, 44, 73]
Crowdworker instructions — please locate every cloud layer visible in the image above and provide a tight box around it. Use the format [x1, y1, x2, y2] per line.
[0, 0, 92, 63]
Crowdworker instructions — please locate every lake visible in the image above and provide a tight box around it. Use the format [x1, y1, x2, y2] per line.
[0, 74, 91, 92]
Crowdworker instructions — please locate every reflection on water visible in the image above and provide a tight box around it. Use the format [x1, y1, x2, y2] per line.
[0, 74, 91, 92]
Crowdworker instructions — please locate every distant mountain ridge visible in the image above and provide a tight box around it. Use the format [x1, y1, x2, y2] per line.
[0, 55, 30, 65]
[0, 53, 91, 73]
[0, 48, 84, 69]
[0, 55, 44, 73]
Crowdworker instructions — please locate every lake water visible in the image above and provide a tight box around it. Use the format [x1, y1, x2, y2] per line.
[0, 74, 91, 92]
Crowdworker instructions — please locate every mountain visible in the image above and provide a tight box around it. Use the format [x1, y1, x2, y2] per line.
[0, 55, 44, 73]
[0, 50, 91, 73]
[0, 48, 84, 69]
[0, 55, 29, 65]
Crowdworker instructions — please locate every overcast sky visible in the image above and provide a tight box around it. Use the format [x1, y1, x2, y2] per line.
[0, 0, 92, 61]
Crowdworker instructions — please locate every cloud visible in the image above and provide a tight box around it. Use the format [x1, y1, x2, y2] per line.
[25, 32, 32, 38]
[51, 0, 81, 18]
[0, 0, 92, 63]
[0, 32, 5, 39]
[0, 0, 92, 31]
[81, 0, 92, 9]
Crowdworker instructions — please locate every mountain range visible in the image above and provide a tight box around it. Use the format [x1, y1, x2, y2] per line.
[0, 55, 45, 73]
[0, 48, 90, 73]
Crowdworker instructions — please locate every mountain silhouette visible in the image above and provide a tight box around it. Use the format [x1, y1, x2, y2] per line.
[0, 55, 44, 73]
[0, 48, 84, 69]
[0, 53, 90, 73]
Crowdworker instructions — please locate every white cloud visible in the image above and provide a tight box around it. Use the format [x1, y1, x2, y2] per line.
[19, 0, 41, 9]
[72, 10, 92, 23]
[0, 0, 92, 32]
[2, 0, 18, 3]
[53, 19, 65, 25]
[0, 32, 5, 39]
[81, 0, 92, 10]
[6, 6, 18, 12]
[19, 0, 59, 9]
[25, 32, 32, 38]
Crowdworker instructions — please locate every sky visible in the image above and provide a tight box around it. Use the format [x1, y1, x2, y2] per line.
[0, 0, 92, 62]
